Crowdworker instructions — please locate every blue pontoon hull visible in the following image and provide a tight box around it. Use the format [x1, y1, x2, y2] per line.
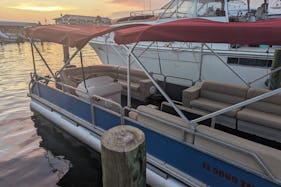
[30, 82, 280, 187]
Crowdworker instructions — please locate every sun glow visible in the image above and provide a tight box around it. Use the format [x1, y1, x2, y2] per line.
[10, 5, 66, 12]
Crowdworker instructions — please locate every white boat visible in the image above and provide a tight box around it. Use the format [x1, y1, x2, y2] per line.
[89, 0, 275, 89]
[26, 20, 281, 187]
[271, 0, 281, 9]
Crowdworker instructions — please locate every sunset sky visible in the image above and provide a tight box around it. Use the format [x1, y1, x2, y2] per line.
[0, 0, 169, 23]
[0, 0, 265, 23]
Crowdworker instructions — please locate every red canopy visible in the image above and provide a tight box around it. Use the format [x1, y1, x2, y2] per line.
[27, 18, 281, 47]
[114, 18, 281, 45]
[27, 24, 145, 48]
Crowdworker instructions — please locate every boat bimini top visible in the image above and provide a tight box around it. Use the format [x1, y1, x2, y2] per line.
[27, 18, 281, 48]
[27, 17, 281, 186]
[27, 18, 281, 129]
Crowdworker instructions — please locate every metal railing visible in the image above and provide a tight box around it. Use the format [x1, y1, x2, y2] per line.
[125, 105, 279, 183]
[30, 74, 125, 126]
[130, 9, 164, 17]
[30, 72, 281, 183]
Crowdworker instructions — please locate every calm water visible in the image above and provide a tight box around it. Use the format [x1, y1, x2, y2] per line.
[0, 42, 102, 187]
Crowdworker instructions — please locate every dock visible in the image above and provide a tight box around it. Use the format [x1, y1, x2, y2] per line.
[0, 21, 37, 44]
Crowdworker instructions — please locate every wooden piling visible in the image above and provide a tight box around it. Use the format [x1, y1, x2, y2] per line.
[101, 125, 146, 187]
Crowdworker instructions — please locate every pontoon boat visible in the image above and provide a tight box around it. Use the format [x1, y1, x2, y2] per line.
[27, 19, 281, 187]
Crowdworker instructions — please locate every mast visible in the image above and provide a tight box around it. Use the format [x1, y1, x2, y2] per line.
[247, 0, 250, 13]
[176, 0, 179, 18]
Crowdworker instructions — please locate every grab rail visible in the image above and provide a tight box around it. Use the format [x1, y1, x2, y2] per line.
[125, 106, 279, 183]
[125, 106, 194, 141]
[30, 74, 281, 183]
[130, 9, 164, 17]
[31, 74, 125, 125]
[196, 132, 278, 182]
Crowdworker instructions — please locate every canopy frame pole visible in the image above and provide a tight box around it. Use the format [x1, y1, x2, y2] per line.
[111, 45, 127, 66]
[176, 0, 179, 18]
[248, 66, 281, 86]
[203, 43, 250, 87]
[194, 0, 198, 17]
[32, 42, 56, 79]
[127, 55, 131, 107]
[30, 39, 37, 76]
[136, 41, 155, 59]
[55, 47, 83, 79]
[156, 42, 163, 76]
[124, 44, 196, 133]
[198, 43, 204, 82]
[126, 44, 138, 108]
[80, 50, 89, 93]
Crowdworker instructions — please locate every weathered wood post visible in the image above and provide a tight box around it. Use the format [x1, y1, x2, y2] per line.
[101, 125, 146, 187]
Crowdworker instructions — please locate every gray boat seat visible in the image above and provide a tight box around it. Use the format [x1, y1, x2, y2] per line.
[182, 81, 248, 129]
[60, 64, 155, 102]
[60, 64, 118, 94]
[195, 125, 281, 182]
[237, 88, 281, 143]
[129, 105, 194, 143]
[117, 66, 155, 102]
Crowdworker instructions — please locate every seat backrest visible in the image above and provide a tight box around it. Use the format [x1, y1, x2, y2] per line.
[195, 125, 281, 181]
[60, 64, 119, 87]
[129, 105, 194, 143]
[200, 81, 248, 104]
[246, 88, 281, 115]
[117, 66, 148, 83]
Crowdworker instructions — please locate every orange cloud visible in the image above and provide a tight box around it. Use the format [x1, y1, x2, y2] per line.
[10, 5, 67, 11]
[109, 0, 144, 7]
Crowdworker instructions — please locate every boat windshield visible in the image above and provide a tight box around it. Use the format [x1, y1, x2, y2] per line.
[197, 0, 225, 17]
[160, 0, 197, 18]
[160, 0, 226, 19]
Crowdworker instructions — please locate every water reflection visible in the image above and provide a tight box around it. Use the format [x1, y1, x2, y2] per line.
[33, 114, 102, 187]
[0, 42, 101, 187]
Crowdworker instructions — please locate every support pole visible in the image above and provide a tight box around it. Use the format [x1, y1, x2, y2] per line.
[270, 49, 281, 89]
[80, 51, 88, 93]
[127, 55, 131, 107]
[55, 47, 83, 79]
[30, 39, 36, 76]
[204, 43, 250, 87]
[198, 43, 204, 82]
[101, 125, 146, 187]
[32, 42, 56, 78]
[63, 45, 70, 63]
[124, 45, 195, 130]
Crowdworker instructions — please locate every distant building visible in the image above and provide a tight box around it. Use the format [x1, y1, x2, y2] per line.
[54, 14, 111, 25]
[0, 21, 36, 27]
[0, 21, 37, 43]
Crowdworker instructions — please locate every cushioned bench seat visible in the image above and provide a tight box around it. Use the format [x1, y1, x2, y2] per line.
[190, 98, 238, 117]
[195, 125, 281, 181]
[237, 88, 281, 143]
[60, 64, 155, 102]
[117, 66, 155, 101]
[130, 105, 281, 182]
[182, 81, 248, 129]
